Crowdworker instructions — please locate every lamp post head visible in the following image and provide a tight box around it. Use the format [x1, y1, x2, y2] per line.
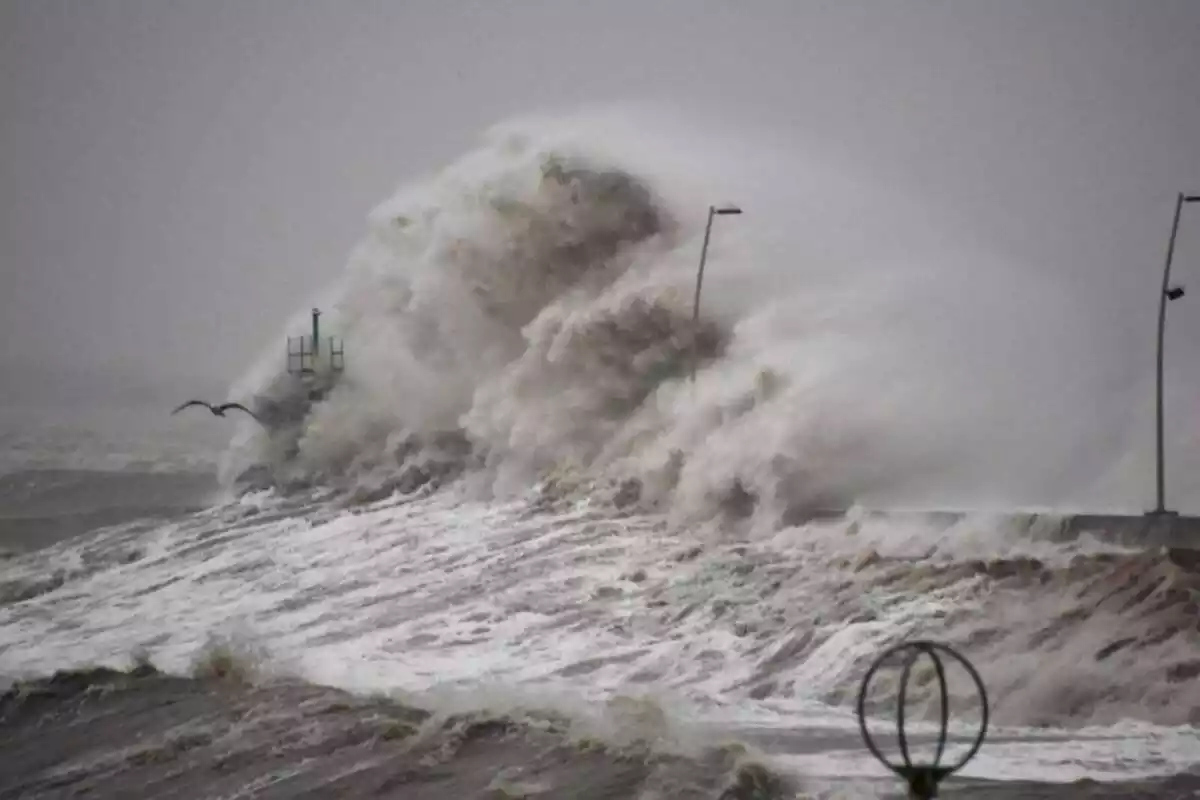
[1185, 196, 1200, 204]
[713, 205, 743, 215]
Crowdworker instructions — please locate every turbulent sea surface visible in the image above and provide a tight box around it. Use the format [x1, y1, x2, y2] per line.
[2, 113, 1200, 798]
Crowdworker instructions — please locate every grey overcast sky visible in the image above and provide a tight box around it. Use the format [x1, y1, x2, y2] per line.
[2, 0, 1199, 393]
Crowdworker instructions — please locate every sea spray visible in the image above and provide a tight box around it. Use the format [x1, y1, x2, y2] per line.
[221, 108, 1170, 520]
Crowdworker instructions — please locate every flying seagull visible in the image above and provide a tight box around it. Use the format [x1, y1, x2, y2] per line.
[171, 400, 261, 422]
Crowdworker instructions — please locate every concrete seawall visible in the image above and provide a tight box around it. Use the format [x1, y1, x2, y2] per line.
[834, 508, 1200, 550]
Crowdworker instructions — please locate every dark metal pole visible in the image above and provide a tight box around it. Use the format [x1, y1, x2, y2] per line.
[311, 308, 321, 358]
[1154, 193, 1197, 514]
[690, 206, 717, 383]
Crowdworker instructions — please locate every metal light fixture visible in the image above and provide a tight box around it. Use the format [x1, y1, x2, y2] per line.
[690, 204, 743, 383]
[1151, 192, 1200, 514]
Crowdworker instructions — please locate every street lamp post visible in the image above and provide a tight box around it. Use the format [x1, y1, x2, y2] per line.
[690, 204, 742, 382]
[1152, 191, 1200, 515]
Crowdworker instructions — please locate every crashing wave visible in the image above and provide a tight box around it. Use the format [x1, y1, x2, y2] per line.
[217, 110, 1176, 523]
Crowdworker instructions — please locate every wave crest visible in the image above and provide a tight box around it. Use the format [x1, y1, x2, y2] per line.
[219, 110, 1148, 520]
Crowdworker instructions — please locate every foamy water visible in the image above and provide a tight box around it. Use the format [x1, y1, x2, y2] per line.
[1, 485, 1197, 786]
[3, 110, 1199, 791]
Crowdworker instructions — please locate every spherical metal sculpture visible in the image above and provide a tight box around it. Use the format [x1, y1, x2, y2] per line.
[856, 640, 989, 799]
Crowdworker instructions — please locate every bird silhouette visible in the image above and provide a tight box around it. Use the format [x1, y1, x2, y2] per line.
[171, 400, 261, 422]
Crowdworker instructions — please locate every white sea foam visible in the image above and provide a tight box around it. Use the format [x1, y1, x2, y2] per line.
[1, 488, 1197, 784]
[3, 110, 1198, 787]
